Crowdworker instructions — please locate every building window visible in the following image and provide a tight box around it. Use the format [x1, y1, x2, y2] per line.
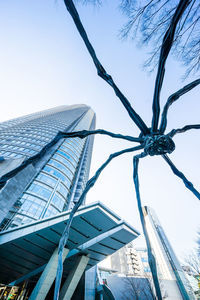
[43, 166, 71, 189]
[27, 183, 52, 200]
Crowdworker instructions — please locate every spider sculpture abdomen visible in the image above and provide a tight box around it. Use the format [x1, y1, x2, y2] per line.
[144, 134, 175, 156]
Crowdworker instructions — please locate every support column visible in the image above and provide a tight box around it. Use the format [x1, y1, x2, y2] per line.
[59, 255, 89, 300]
[29, 247, 69, 300]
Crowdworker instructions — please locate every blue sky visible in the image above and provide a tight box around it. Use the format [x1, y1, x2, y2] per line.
[0, 0, 199, 260]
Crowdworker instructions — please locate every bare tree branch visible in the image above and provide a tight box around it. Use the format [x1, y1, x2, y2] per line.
[120, 0, 200, 77]
[162, 154, 200, 200]
[160, 78, 200, 133]
[120, 0, 156, 39]
[176, 0, 195, 35]
[54, 144, 144, 300]
[133, 152, 162, 300]
[63, 0, 150, 135]
[184, 251, 200, 274]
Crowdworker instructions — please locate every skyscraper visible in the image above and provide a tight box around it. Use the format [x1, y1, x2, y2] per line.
[0, 105, 96, 230]
[0, 105, 140, 299]
[144, 206, 196, 300]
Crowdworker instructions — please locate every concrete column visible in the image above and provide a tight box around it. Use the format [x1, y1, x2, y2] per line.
[59, 255, 89, 300]
[29, 247, 69, 300]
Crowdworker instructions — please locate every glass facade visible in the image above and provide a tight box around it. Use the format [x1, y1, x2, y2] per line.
[144, 206, 196, 300]
[0, 105, 95, 230]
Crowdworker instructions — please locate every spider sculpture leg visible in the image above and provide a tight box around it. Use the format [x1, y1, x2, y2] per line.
[63, 0, 149, 135]
[60, 129, 143, 142]
[54, 144, 144, 300]
[151, 0, 190, 132]
[162, 154, 200, 200]
[59, 1, 197, 299]
[160, 79, 200, 133]
[168, 124, 200, 138]
[0, 129, 141, 188]
[133, 152, 162, 300]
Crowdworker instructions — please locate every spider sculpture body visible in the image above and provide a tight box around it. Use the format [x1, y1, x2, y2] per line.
[0, 0, 199, 300]
[143, 133, 175, 156]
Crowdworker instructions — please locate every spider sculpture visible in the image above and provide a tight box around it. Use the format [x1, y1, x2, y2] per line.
[0, 0, 199, 300]
[52, 1, 200, 299]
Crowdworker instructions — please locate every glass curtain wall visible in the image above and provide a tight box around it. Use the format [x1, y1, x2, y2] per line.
[0, 106, 95, 230]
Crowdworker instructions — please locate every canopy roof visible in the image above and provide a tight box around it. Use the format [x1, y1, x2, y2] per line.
[0, 202, 139, 284]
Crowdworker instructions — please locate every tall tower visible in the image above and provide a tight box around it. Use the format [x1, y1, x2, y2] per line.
[144, 206, 196, 300]
[0, 105, 141, 300]
[0, 105, 96, 230]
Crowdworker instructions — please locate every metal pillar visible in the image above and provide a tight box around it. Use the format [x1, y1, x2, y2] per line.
[59, 255, 89, 300]
[29, 247, 69, 300]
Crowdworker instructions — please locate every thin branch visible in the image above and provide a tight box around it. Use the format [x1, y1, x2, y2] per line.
[143, 19, 169, 44]
[176, 0, 196, 35]
[162, 154, 200, 200]
[143, 7, 177, 44]
[151, 0, 192, 133]
[168, 124, 200, 137]
[160, 78, 200, 133]
[133, 152, 162, 300]
[178, 15, 200, 52]
[120, 0, 156, 38]
[184, 251, 200, 274]
[143, 44, 162, 72]
[54, 144, 144, 300]
[63, 0, 150, 135]
[145, 0, 171, 24]
[176, 23, 200, 57]
[0, 129, 142, 189]
[181, 21, 198, 56]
